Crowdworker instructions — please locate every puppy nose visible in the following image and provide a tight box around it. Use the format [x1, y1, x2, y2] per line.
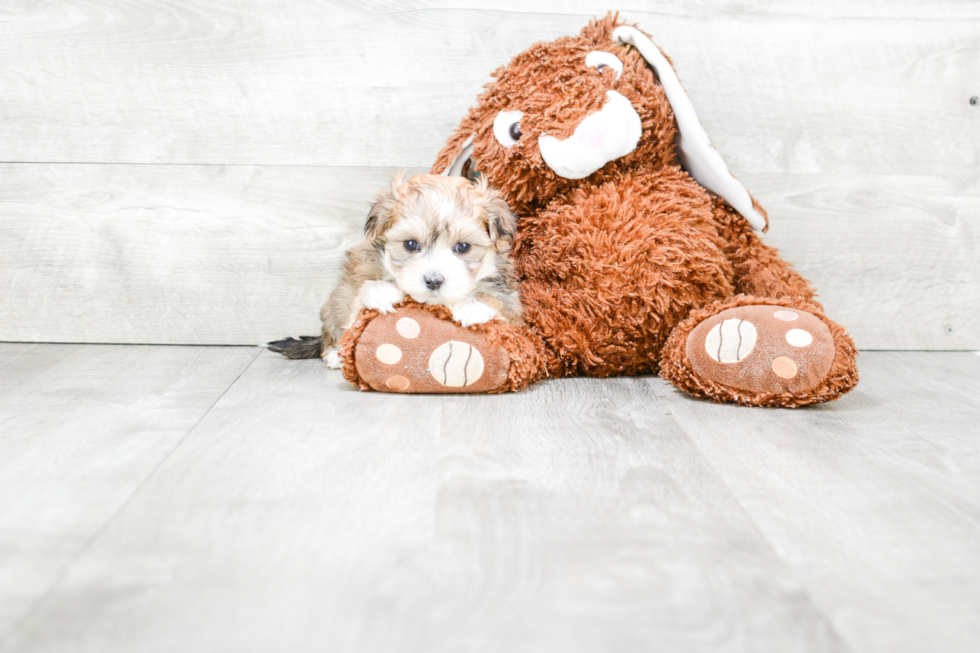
[424, 274, 444, 291]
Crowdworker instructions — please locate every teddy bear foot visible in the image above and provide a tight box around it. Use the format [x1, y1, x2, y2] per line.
[341, 305, 512, 394]
[660, 297, 859, 407]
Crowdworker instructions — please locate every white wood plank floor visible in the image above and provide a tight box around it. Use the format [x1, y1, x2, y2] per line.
[0, 345, 978, 653]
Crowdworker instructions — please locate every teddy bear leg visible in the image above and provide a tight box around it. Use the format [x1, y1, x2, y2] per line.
[659, 295, 859, 407]
[711, 200, 822, 307]
[336, 303, 548, 394]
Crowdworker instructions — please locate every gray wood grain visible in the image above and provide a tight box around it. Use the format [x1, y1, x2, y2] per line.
[2, 1, 977, 349]
[658, 351, 980, 653]
[0, 343, 258, 641]
[0, 349, 848, 653]
[0, 1, 975, 175]
[2, 346, 979, 652]
[1, 164, 975, 349]
[750, 174, 980, 350]
[0, 163, 424, 345]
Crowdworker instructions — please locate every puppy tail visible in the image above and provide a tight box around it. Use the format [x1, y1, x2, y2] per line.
[263, 335, 323, 359]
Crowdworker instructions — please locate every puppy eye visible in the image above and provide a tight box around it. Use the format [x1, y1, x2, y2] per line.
[453, 242, 471, 254]
[404, 240, 420, 252]
[493, 110, 524, 148]
[585, 51, 623, 79]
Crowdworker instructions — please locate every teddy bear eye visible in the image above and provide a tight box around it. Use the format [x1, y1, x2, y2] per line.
[493, 110, 524, 148]
[585, 51, 623, 79]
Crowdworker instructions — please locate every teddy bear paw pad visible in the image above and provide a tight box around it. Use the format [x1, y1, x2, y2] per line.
[686, 305, 835, 394]
[354, 307, 510, 393]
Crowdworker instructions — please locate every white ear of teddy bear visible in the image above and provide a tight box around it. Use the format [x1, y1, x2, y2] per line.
[613, 26, 767, 231]
[441, 134, 475, 177]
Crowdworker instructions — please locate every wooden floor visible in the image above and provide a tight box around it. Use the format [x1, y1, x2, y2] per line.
[0, 344, 978, 653]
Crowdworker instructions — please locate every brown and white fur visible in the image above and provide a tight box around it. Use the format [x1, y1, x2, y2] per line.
[267, 173, 523, 365]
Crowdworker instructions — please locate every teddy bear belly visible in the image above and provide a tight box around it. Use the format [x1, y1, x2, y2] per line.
[515, 178, 736, 377]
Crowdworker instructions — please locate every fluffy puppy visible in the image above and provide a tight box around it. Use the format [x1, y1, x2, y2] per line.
[267, 173, 523, 366]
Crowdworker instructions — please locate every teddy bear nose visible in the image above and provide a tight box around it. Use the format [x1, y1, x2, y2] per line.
[424, 274, 444, 290]
[573, 119, 608, 148]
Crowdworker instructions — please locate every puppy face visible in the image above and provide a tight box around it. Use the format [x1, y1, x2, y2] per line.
[365, 174, 516, 305]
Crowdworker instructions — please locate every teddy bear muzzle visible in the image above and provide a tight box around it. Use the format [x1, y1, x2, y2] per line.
[537, 90, 642, 180]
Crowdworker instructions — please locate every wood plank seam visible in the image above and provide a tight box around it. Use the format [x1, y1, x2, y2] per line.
[653, 377, 860, 653]
[0, 347, 262, 651]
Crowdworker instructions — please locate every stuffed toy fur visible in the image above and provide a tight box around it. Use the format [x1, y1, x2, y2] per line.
[337, 14, 859, 407]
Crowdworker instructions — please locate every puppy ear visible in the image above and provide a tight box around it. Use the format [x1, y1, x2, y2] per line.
[475, 177, 517, 250]
[364, 172, 404, 240]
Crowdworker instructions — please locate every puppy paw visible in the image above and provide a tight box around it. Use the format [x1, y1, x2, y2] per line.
[323, 348, 342, 369]
[358, 280, 404, 314]
[451, 298, 499, 327]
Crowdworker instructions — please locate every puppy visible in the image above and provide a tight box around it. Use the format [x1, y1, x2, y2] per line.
[267, 173, 523, 367]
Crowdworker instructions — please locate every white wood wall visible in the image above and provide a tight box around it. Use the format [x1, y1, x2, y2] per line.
[1, 1, 977, 349]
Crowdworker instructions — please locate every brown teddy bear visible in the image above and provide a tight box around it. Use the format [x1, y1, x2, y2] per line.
[337, 14, 859, 407]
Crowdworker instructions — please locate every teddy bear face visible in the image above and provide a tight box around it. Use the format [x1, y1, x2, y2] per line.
[453, 17, 681, 214]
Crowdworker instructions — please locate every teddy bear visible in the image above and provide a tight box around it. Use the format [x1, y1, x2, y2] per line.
[336, 14, 859, 408]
